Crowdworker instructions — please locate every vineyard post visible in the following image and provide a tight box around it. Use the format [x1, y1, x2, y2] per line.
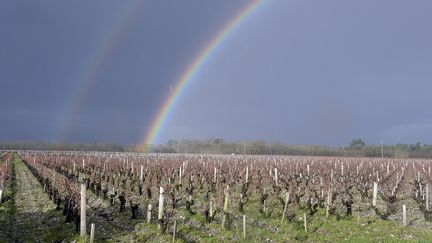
[172, 220, 177, 242]
[222, 186, 229, 229]
[274, 168, 278, 185]
[372, 182, 378, 207]
[90, 223, 95, 243]
[326, 187, 331, 218]
[158, 187, 165, 230]
[80, 182, 87, 236]
[82, 158, 85, 168]
[140, 165, 144, 181]
[341, 164, 344, 177]
[243, 215, 246, 239]
[303, 212, 307, 232]
[0, 190, 2, 202]
[281, 192, 290, 223]
[245, 166, 249, 184]
[402, 204, 407, 226]
[213, 167, 217, 183]
[179, 166, 182, 185]
[147, 204, 152, 223]
[426, 184, 429, 211]
[73, 162, 76, 174]
[420, 183, 423, 199]
[209, 200, 214, 220]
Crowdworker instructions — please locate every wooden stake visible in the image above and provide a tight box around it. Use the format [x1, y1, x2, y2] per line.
[147, 204, 152, 223]
[222, 187, 229, 229]
[179, 166, 182, 185]
[402, 204, 407, 226]
[426, 184, 429, 211]
[172, 220, 177, 243]
[372, 182, 378, 207]
[90, 223, 95, 243]
[80, 183, 86, 236]
[158, 187, 165, 229]
[209, 201, 214, 219]
[326, 188, 331, 217]
[281, 192, 290, 223]
[243, 215, 246, 239]
[304, 212, 307, 232]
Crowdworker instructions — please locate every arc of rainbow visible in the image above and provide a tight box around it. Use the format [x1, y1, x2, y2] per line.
[141, 0, 262, 147]
[56, 0, 144, 141]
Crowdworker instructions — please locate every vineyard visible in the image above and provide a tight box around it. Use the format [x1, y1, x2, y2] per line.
[1, 151, 432, 242]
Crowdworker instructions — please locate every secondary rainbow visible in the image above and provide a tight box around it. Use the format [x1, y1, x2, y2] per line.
[141, 0, 262, 146]
[56, 0, 144, 140]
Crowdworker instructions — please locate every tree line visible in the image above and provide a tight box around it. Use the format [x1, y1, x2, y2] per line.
[0, 141, 124, 152]
[3, 139, 432, 158]
[144, 138, 432, 158]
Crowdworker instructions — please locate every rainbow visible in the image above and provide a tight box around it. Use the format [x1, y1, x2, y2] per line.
[141, 0, 262, 147]
[56, 0, 144, 141]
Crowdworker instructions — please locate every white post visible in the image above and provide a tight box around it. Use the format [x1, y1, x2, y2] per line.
[213, 167, 217, 183]
[158, 187, 165, 229]
[147, 204, 152, 223]
[172, 220, 177, 242]
[140, 165, 144, 181]
[274, 168, 278, 185]
[304, 212, 307, 232]
[209, 200, 214, 219]
[82, 159, 85, 168]
[179, 166, 182, 185]
[402, 204, 407, 226]
[426, 184, 429, 211]
[243, 215, 246, 239]
[372, 182, 378, 207]
[0, 190, 3, 202]
[80, 183, 87, 236]
[341, 164, 344, 177]
[245, 166, 249, 184]
[90, 223, 95, 243]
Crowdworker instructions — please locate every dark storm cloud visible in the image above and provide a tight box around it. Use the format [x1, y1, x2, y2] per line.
[158, 0, 432, 145]
[0, 0, 249, 144]
[2, 0, 432, 146]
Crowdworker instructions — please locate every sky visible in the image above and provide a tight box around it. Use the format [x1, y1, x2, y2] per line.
[0, 0, 432, 146]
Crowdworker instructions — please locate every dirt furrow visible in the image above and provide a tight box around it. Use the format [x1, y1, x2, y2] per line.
[12, 157, 75, 242]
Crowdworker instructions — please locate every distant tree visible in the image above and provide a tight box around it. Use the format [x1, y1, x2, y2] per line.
[349, 138, 366, 149]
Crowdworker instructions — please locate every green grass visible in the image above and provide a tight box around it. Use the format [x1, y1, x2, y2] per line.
[102, 197, 432, 242]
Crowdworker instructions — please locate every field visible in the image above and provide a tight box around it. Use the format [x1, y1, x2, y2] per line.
[1, 151, 432, 242]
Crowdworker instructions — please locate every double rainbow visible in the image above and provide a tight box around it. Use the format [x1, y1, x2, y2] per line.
[56, 1, 262, 146]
